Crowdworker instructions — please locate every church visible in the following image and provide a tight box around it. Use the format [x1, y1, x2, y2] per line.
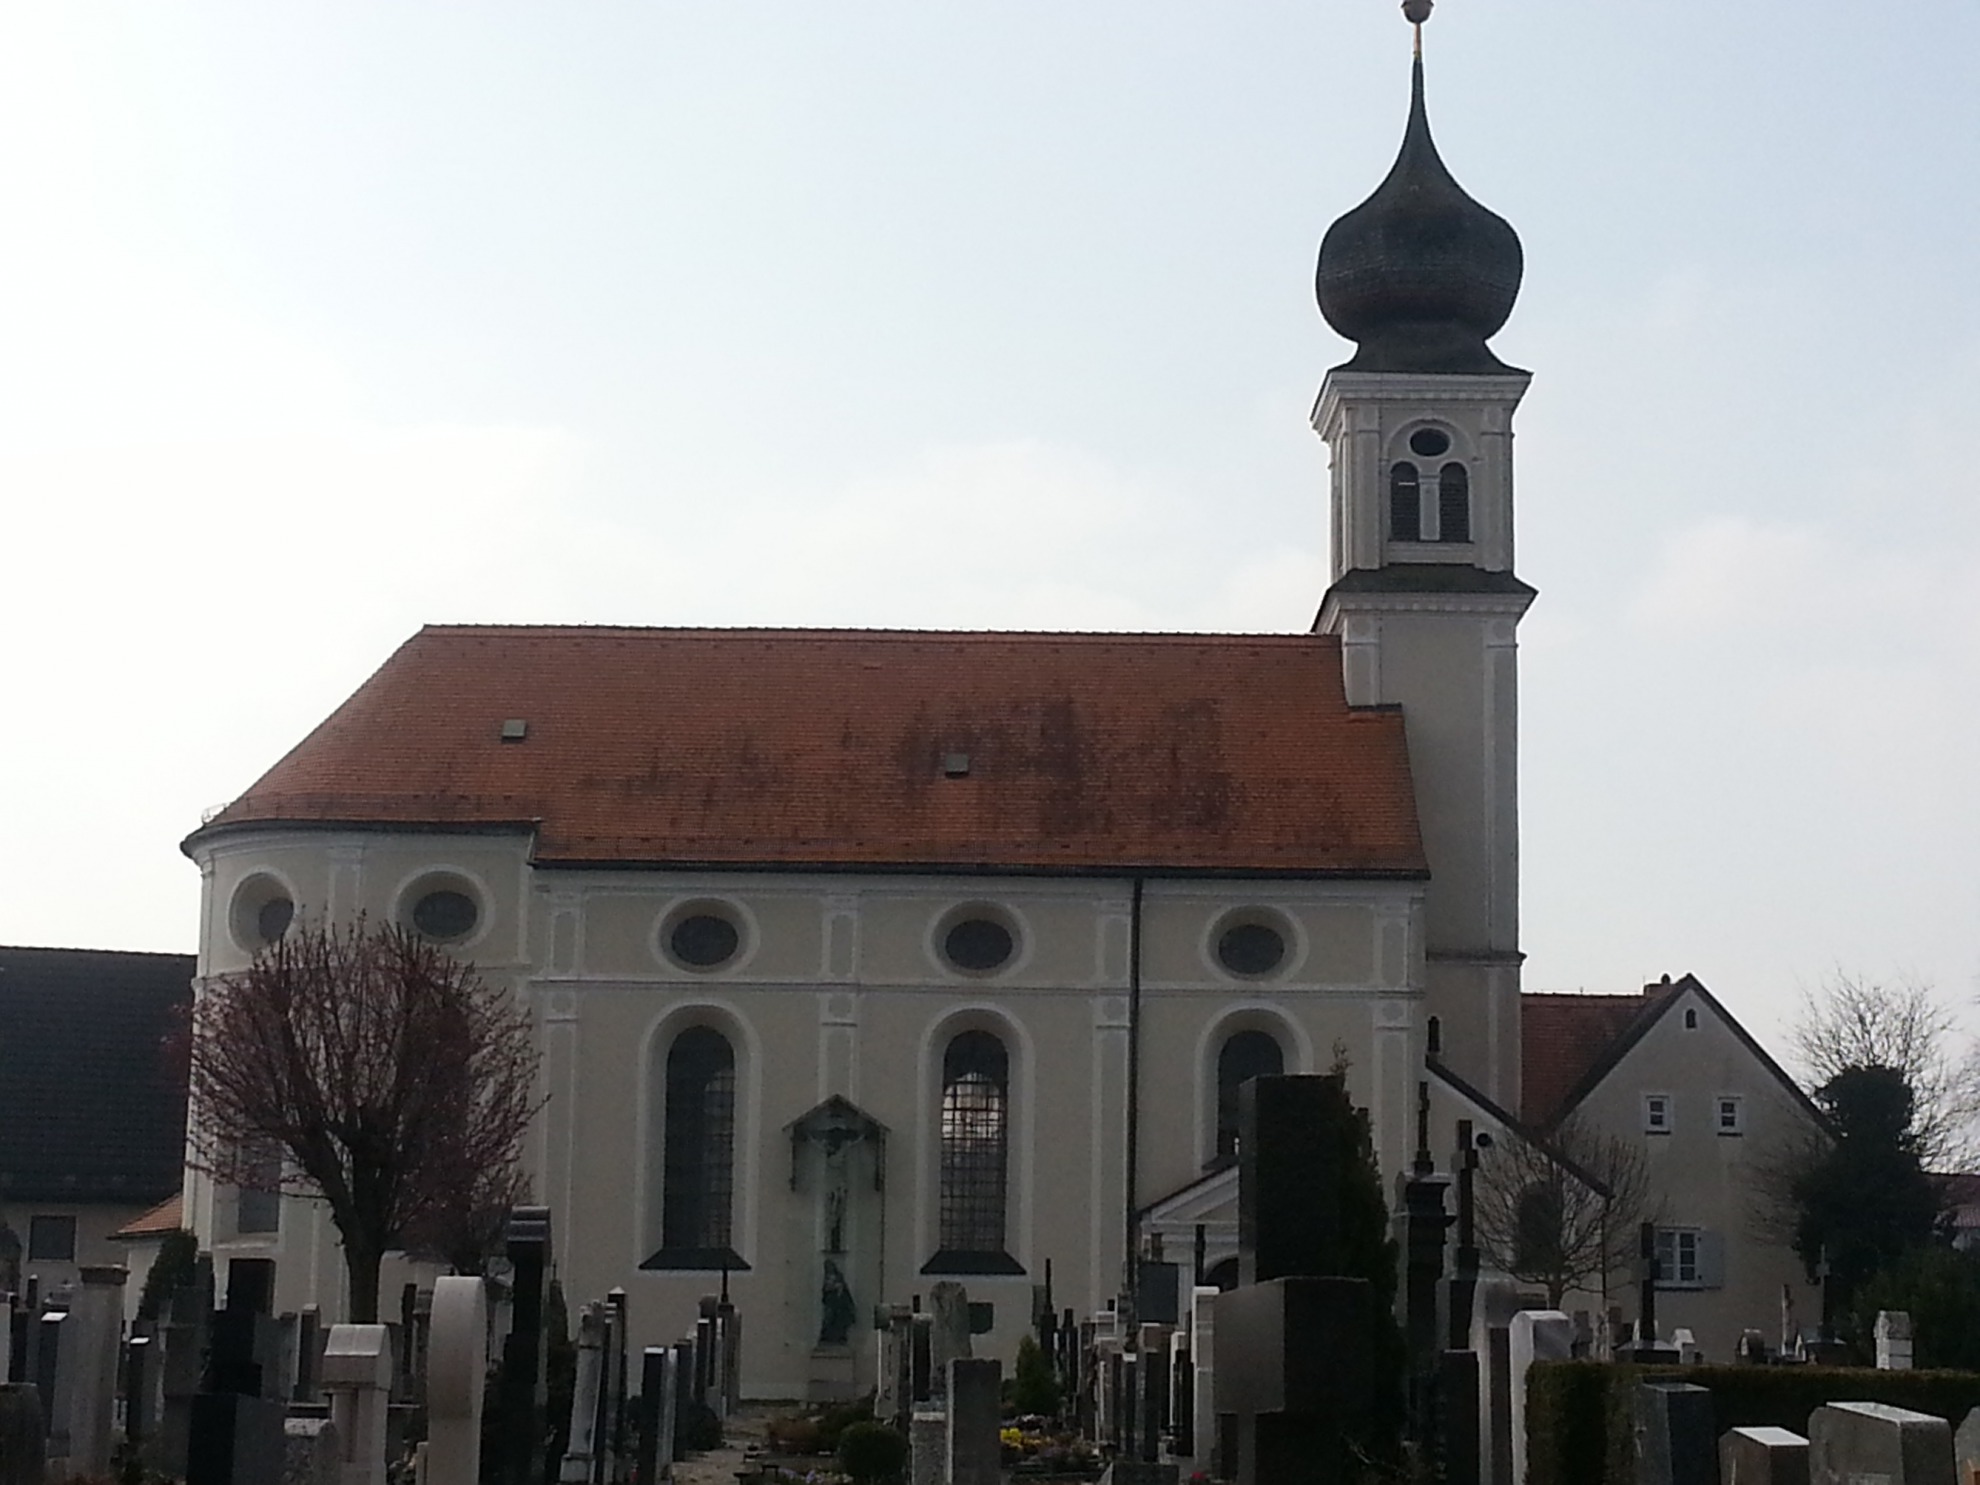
[181, 24, 1540, 1397]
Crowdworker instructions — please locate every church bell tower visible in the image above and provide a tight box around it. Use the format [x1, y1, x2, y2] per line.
[1313, 12, 1533, 1107]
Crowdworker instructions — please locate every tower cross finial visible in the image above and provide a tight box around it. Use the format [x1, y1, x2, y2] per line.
[1402, 0, 1432, 57]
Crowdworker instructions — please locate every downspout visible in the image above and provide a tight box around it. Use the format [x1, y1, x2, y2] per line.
[1124, 876, 1145, 1324]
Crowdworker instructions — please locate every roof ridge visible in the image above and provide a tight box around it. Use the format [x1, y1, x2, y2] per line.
[414, 623, 1334, 645]
[0, 945, 196, 961]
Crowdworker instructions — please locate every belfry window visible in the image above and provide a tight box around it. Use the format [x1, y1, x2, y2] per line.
[1389, 462, 1422, 541]
[660, 1027, 737, 1256]
[1215, 1029, 1285, 1164]
[938, 1031, 1009, 1255]
[1438, 462, 1471, 542]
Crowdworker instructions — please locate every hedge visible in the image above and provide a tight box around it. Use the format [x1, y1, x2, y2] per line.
[1526, 1360, 1980, 1485]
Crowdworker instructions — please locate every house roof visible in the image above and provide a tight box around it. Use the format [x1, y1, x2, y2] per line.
[0, 947, 193, 1206]
[1520, 986, 1676, 1126]
[188, 626, 1429, 878]
[1522, 973, 1827, 1133]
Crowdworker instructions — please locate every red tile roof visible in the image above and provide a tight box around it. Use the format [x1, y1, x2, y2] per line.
[110, 1194, 184, 1240]
[1519, 986, 1675, 1126]
[192, 627, 1428, 876]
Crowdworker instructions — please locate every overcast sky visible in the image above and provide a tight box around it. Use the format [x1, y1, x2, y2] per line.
[2, 2, 1975, 1059]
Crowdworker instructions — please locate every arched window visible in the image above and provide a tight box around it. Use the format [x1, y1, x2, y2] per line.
[1438, 462, 1471, 542]
[1389, 462, 1422, 541]
[936, 1030, 1010, 1261]
[660, 1027, 737, 1259]
[1215, 1029, 1285, 1164]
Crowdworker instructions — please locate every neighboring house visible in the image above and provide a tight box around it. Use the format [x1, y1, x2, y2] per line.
[0, 947, 193, 1300]
[1517, 974, 1827, 1360]
[178, 41, 1542, 1398]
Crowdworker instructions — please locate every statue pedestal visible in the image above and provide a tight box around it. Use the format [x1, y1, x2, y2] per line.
[806, 1345, 858, 1403]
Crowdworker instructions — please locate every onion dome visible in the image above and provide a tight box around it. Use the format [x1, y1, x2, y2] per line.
[1316, 57, 1523, 375]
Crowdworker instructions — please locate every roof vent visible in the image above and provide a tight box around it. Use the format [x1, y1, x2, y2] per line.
[942, 752, 971, 778]
[500, 719, 529, 742]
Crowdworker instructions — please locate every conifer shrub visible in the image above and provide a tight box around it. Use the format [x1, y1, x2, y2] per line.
[836, 1420, 908, 1483]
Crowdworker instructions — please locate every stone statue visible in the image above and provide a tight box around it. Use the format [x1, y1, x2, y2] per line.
[819, 1258, 856, 1347]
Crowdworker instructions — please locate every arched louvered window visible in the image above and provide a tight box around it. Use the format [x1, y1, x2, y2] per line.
[661, 1027, 737, 1254]
[1390, 462, 1422, 541]
[938, 1031, 1009, 1254]
[1215, 1029, 1285, 1164]
[1438, 461, 1471, 542]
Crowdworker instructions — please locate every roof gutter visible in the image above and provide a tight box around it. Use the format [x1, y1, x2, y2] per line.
[1123, 876, 1145, 1324]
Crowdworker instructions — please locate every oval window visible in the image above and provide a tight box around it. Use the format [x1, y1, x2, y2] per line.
[1408, 426, 1452, 458]
[944, 917, 1014, 973]
[412, 889, 479, 942]
[1216, 921, 1287, 977]
[670, 913, 740, 969]
[256, 897, 295, 944]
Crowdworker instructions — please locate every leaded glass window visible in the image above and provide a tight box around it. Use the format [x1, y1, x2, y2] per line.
[1215, 1030, 1284, 1163]
[938, 1031, 1008, 1253]
[662, 1027, 736, 1251]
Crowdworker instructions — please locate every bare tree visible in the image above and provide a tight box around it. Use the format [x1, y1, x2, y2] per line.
[1474, 1115, 1660, 1309]
[1792, 972, 1977, 1169]
[184, 919, 541, 1321]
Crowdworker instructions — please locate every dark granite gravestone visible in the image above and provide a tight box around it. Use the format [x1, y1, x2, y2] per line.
[1212, 1075, 1382, 1485]
[1721, 1425, 1809, 1485]
[1634, 1381, 1715, 1485]
[186, 1260, 286, 1485]
[0, 1384, 45, 1485]
[495, 1207, 553, 1485]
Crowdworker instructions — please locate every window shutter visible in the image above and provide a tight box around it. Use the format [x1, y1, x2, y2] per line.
[1697, 1230, 1725, 1290]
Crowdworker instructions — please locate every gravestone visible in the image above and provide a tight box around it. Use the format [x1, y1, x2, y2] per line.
[425, 1277, 486, 1485]
[1136, 1324, 1169, 1462]
[636, 1347, 676, 1485]
[282, 1417, 341, 1485]
[188, 1262, 286, 1485]
[909, 1407, 946, 1485]
[495, 1209, 552, 1485]
[1809, 1402, 1952, 1485]
[1470, 1275, 1527, 1485]
[928, 1284, 972, 1401]
[321, 1325, 393, 1485]
[1508, 1311, 1572, 1485]
[560, 1307, 606, 1485]
[877, 1304, 912, 1428]
[1188, 1286, 1217, 1479]
[152, 1258, 214, 1478]
[44, 1264, 125, 1479]
[1634, 1381, 1715, 1485]
[1721, 1425, 1809, 1485]
[0, 1384, 45, 1485]
[1672, 1328, 1702, 1365]
[1952, 1408, 1980, 1485]
[948, 1357, 1001, 1485]
[1876, 1311, 1914, 1371]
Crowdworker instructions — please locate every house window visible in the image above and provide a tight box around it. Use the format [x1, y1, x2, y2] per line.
[937, 1031, 1010, 1255]
[661, 1027, 737, 1255]
[1653, 1227, 1722, 1290]
[1389, 463, 1422, 541]
[1684, 1008, 1698, 1029]
[27, 1215, 76, 1262]
[1716, 1096, 1744, 1136]
[1643, 1094, 1672, 1134]
[1437, 463, 1470, 542]
[1215, 1031, 1285, 1164]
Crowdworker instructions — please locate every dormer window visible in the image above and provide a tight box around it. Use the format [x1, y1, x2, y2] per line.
[1390, 462, 1422, 540]
[1438, 463, 1471, 542]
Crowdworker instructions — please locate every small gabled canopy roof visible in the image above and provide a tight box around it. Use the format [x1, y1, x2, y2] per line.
[187, 626, 1428, 879]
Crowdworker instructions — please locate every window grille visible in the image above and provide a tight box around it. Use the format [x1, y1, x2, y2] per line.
[662, 1027, 737, 1251]
[1390, 462, 1422, 541]
[1438, 462, 1471, 542]
[939, 1031, 1009, 1253]
[1215, 1030, 1285, 1162]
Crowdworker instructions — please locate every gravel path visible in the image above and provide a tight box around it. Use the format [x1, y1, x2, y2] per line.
[669, 1404, 776, 1485]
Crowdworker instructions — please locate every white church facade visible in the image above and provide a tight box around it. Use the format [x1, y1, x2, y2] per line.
[181, 38, 1543, 1397]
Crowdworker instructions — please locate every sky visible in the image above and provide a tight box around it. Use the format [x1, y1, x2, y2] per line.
[2, 2, 1975, 1061]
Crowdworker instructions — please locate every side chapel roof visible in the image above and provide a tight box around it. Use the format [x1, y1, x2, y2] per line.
[189, 626, 1429, 878]
[0, 946, 193, 1206]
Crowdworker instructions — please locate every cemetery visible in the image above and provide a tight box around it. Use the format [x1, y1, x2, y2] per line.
[7, 1075, 1980, 1485]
